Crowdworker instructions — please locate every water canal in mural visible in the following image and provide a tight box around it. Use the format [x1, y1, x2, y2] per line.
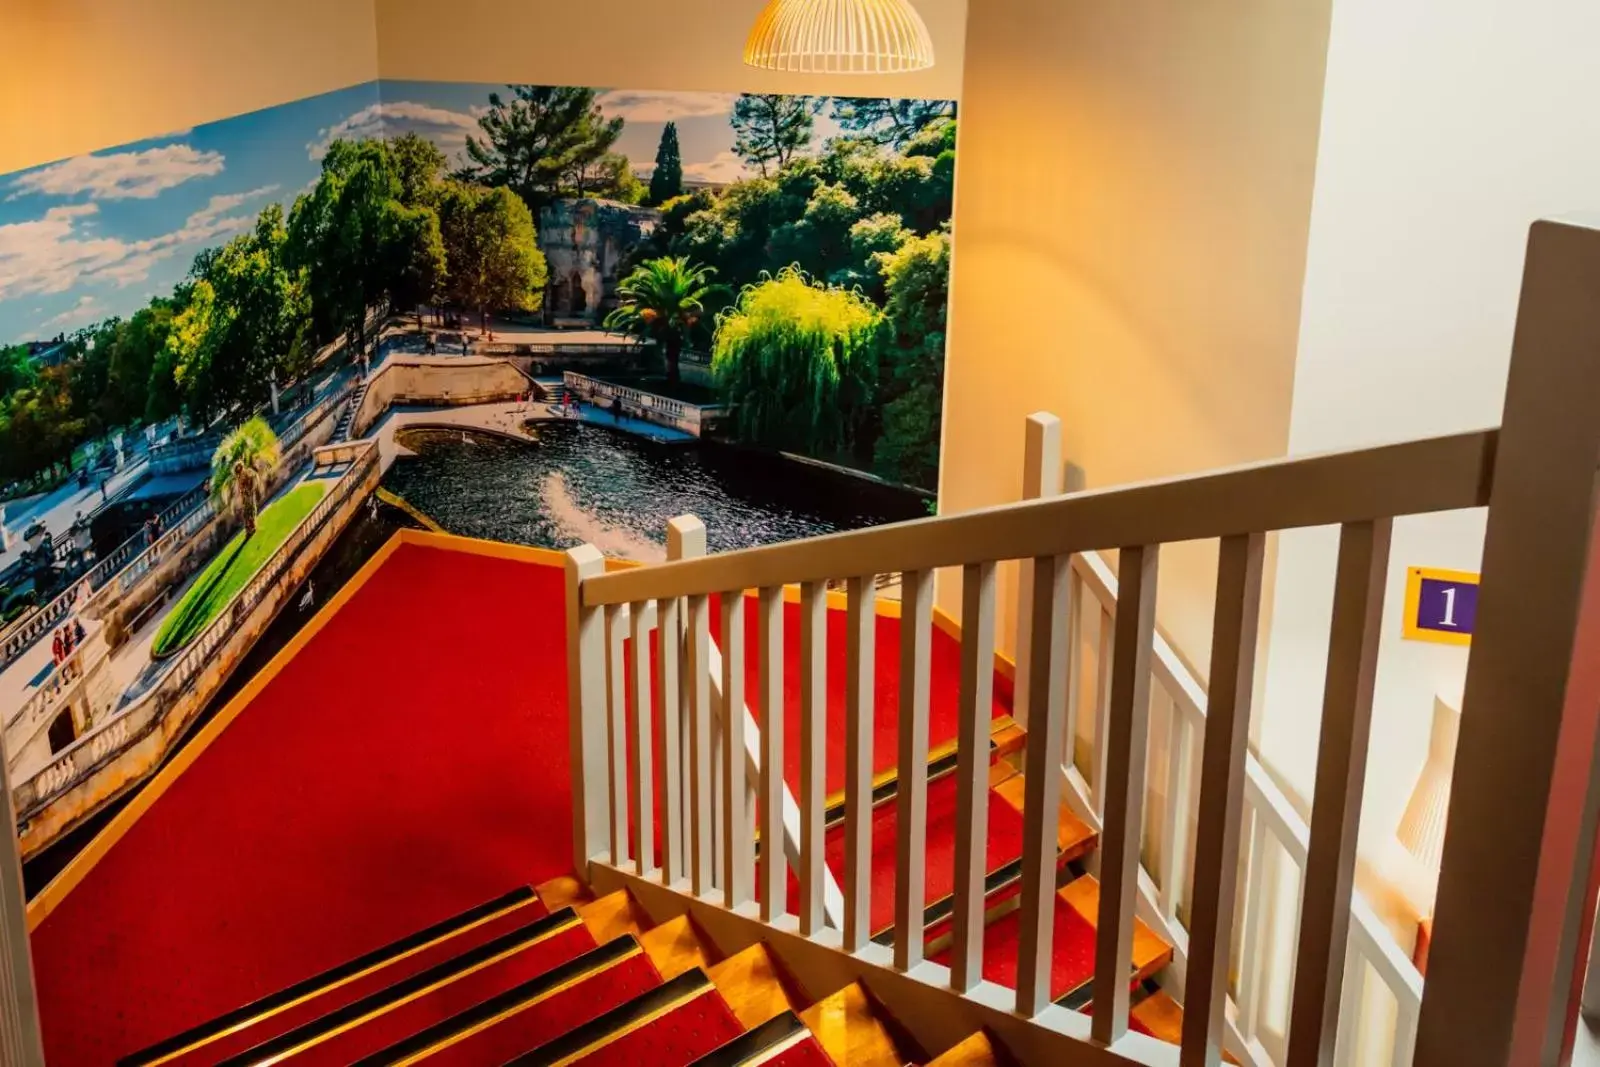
[381, 423, 931, 559]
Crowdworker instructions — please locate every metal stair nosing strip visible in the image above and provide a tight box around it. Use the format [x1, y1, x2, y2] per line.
[689, 1011, 815, 1067]
[502, 967, 723, 1067]
[213, 906, 586, 1067]
[118, 886, 541, 1067]
[350, 934, 648, 1067]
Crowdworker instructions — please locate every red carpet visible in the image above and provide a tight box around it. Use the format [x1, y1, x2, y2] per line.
[289, 921, 599, 1065]
[931, 892, 1098, 1002]
[824, 772, 1027, 936]
[570, 987, 744, 1067]
[30, 543, 582, 1065]
[711, 598, 1012, 796]
[168, 894, 551, 1065]
[423, 952, 663, 1066]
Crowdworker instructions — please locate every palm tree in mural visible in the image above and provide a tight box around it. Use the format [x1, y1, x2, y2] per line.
[604, 257, 719, 384]
[209, 417, 282, 539]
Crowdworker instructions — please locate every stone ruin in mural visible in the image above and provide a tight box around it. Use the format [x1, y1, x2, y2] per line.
[539, 199, 660, 328]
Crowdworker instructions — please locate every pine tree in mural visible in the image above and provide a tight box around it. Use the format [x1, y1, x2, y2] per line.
[649, 122, 685, 206]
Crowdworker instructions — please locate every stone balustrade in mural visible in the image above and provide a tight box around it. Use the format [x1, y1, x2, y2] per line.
[12, 440, 382, 856]
[562, 371, 727, 438]
[351, 356, 532, 440]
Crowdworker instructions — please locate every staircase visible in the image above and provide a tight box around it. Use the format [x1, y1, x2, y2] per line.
[533, 378, 568, 407]
[334, 381, 371, 442]
[119, 869, 1189, 1067]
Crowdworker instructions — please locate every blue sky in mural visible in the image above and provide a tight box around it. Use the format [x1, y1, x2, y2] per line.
[0, 80, 874, 345]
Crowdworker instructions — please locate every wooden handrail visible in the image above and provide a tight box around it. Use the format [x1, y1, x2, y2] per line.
[584, 428, 1497, 607]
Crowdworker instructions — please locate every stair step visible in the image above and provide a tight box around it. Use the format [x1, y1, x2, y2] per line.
[640, 914, 721, 981]
[928, 874, 1170, 1008]
[122, 886, 545, 1066]
[351, 937, 661, 1067]
[798, 982, 915, 1067]
[707, 943, 808, 1030]
[580, 890, 655, 946]
[926, 1030, 1009, 1067]
[536, 874, 594, 913]
[691, 1012, 833, 1067]
[820, 716, 1024, 830]
[505, 968, 743, 1067]
[217, 908, 595, 1066]
[1121, 990, 1241, 1064]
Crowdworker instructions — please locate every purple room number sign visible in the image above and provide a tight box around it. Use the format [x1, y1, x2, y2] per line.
[1402, 566, 1479, 646]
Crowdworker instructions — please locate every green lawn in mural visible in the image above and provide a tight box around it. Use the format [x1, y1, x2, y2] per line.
[151, 482, 328, 657]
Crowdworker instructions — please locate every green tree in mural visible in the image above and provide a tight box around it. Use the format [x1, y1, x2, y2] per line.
[388, 132, 449, 210]
[604, 257, 718, 384]
[462, 86, 631, 212]
[649, 122, 685, 206]
[732, 94, 822, 177]
[712, 268, 880, 455]
[438, 182, 549, 331]
[208, 416, 281, 538]
[168, 206, 312, 424]
[830, 98, 955, 147]
[871, 230, 950, 489]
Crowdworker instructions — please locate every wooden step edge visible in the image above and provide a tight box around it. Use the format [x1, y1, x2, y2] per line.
[708, 942, 809, 1031]
[688, 1011, 814, 1067]
[503, 967, 722, 1067]
[991, 774, 1097, 862]
[820, 716, 1024, 830]
[578, 889, 654, 947]
[640, 913, 722, 982]
[119, 886, 543, 1067]
[925, 1029, 1016, 1067]
[349, 934, 648, 1067]
[1125, 991, 1241, 1064]
[213, 908, 588, 1067]
[799, 981, 919, 1067]
[536, 874, 594, 913]
[1058, 875, 1174, 984]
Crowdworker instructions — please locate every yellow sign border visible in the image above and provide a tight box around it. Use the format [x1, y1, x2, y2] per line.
[1402, 566, 1479, 646]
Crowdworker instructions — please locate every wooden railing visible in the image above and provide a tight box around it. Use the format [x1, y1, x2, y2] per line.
[563, 221, 1600, 1066]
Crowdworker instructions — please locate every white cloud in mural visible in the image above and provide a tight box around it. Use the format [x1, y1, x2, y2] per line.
[596, 91, 739, 123]
[308, 101, 482, 161]
[8, 144, 226, 202]
[32, 295, 105, 336]
[0, 187, 275, 307]
[682, 151, 752, 185]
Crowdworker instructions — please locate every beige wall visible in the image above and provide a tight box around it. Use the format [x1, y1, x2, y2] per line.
[375, 0, 966, 100]
[938, 0, 1330, 669]
[0, 0, 381, 174]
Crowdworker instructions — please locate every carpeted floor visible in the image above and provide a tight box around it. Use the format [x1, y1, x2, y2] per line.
[30, 543, 581, 1065]
[26, 541, 1010, 1064]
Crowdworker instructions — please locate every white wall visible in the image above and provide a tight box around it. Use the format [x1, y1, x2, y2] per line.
[1259, 0, 1600, 892]
[938, 0, 1331, 669]
[0, 0, 381, 174]
[374, 0, 966, 100]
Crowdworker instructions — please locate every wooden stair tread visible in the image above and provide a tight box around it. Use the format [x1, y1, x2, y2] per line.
[926, 1030, 1011, 1067]
[1126, 992, 1241, 1064]
[991, 775, 1097, 862]
[1059, 876, 1173, 982]
[579, 891, 654, 947]
[708, 942, 808, 1031]
[536, 874, 593, 913]
[640, 914, 720, 982]
[799, 982, 913, 1067]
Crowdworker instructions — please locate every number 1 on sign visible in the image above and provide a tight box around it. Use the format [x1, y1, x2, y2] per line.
[1440, 587, 1458, 628]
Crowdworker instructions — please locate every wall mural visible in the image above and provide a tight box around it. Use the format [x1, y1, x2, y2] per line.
[0, 80, 957, 855]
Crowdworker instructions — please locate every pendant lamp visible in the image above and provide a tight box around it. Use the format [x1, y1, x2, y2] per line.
[744, 0, 936, 74]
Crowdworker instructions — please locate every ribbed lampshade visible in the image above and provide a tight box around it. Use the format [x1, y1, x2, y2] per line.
[744, 0, 936, 74]
[1397, 694, 1461, 876]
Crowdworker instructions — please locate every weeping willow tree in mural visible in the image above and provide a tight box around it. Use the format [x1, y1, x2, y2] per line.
[712, 268, 880, 458]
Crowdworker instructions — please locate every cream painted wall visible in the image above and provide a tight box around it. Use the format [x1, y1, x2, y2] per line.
[0, 0, 381, 174]
[1259, 0, 1600, 889]
[938, 0, 1331, 670]
[374, 0, 965, 100]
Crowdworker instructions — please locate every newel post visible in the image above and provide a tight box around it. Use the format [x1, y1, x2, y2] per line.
[1418, 218, 1600, 1067]
[565, 544, 609, 877]
[1013, 413, 1062, 730]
